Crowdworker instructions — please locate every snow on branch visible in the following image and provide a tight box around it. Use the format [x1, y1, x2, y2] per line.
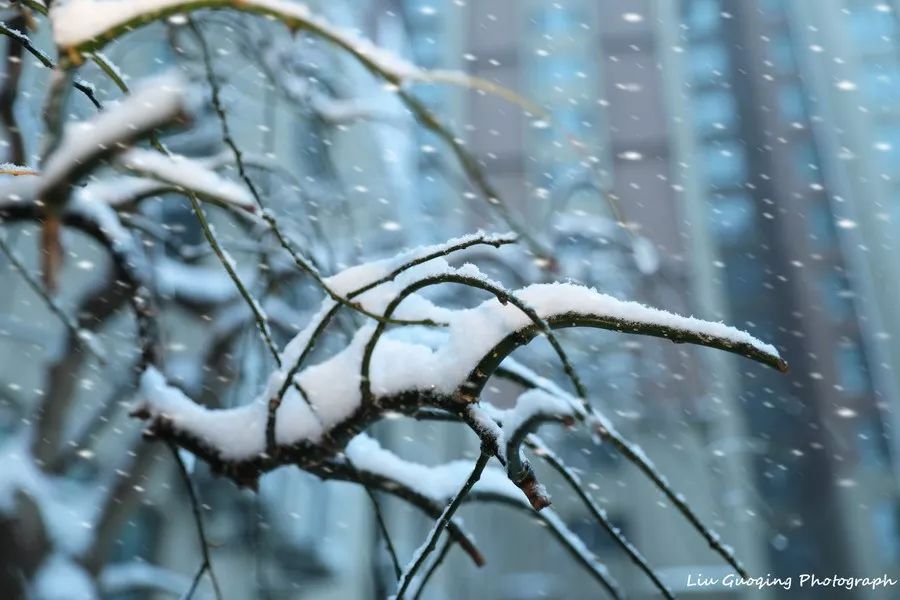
[53, 0, 418, 80]
[0, 71, 188, 228]
[116, 149, 257, 214]
[50, 0, 549, 256]
[51, 0, 529, 103]
[39, 73, 188, 196]
[73, 176, 174, 209]
[124, 236, 785, 594]
[341, 435, 620, 598]
[133, 237, 784, 485]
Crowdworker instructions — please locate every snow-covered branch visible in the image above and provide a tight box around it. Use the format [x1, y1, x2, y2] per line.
[0, 8, 794, 593]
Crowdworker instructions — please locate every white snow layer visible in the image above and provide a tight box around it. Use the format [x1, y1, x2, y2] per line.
[100, 561, 190, 596]
[137, 244, 780, 461]
[32, 554, 97, 600]
[75, 176, 170, 208]
[346, 434, 523, 503]
[117, 149, 256, 212]
[485, 388, 581, 439]
[40, 74, 186, 190]
[155, 255, 256, 304]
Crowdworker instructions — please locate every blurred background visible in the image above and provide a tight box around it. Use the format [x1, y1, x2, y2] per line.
[3, 0, 900, 598]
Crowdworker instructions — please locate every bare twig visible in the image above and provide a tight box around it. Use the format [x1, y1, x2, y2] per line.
[168, 443, 223, 600]
[365, 485, 402, 581]
[527, 435, 674, 599]
[394, 450, 490, 600]
[341, 454, 403, 582]
[409, 535, 452, 600]
[498, 362, 750, 578]
[0, 21, 102, 109]
[180, 561, 207, 600]
[0, 233, 106, 362]
[184, 192, 281, 364]
[185, 16, 441, 330]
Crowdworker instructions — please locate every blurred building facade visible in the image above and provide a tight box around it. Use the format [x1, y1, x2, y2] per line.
[384, 0, 900, 598]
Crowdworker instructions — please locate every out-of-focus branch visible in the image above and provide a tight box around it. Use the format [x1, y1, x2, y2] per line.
[0, 234, 106, 362]
[0, 16, 26, 165]
[83, 442, 164, 573]
[53, 0, 550, 257]
[0, 204, 158, 461]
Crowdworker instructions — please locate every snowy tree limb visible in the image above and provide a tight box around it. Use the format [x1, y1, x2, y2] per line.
[317, 454, 485, 568]
[328, 436, 620, 598]
[498, 361, 751, 579]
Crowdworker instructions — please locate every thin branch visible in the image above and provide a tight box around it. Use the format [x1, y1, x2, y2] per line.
[0, 15, 26, 165]
[409, 535, 451, 600]
[0, 21, 101, 109]
[500, 362, 750, 579]
[594, 417, 749, 579]
[0, 233, 106, 362]
[342, 453, 402, 580]
[323, 444, 618, 598]
[179, 561, 207, 600]
[394, 450, 490, 600]
[397, 89, 550, 261]
[185, 16, 440, 330]
[314, 455, 485, 568]
[56, 0, 548, 260]
[366, 485, 402, 581]
[168, 443, 223, 600]
[527, 435, 674, 599]
[184, 190, 281, 365]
